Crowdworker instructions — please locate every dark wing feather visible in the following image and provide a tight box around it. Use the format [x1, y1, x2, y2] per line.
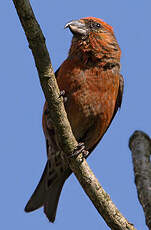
[115, 74, 124, 109]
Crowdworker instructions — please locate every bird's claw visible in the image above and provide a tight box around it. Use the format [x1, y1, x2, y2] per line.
[59, 90, 67, 103]
[59, 90, 65, 98]
[67, 142, 89, 159]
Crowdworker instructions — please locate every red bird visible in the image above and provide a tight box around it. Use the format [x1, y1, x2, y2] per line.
[25, 17, 124, 222]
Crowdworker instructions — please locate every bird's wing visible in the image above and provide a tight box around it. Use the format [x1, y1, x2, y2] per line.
[115, 74, 124, 109]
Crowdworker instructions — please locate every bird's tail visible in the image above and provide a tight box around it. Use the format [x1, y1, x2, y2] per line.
[25, 162, 70, 222]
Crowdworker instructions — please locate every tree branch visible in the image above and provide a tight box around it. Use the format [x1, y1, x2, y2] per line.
[12, 0, 136, 229]
[129, 130, 151, 229]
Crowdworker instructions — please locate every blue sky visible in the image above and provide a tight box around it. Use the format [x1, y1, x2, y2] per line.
[1, 0, 151, 229]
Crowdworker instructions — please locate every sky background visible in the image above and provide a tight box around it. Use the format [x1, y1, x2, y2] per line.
[1, 0, 151, 229]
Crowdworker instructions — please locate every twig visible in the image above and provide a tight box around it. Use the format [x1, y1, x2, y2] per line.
[12, 0, 136, 229]
[129, 130, 151, 229]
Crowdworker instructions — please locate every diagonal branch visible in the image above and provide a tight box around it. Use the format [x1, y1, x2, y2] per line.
[12, 0, 136, 229]
[129, 130, 151, 229]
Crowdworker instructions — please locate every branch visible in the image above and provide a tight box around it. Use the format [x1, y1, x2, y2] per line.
[129, 130, 151, 229]
[12, 0, 136, 229]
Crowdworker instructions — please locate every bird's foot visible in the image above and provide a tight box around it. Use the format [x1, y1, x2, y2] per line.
[59, 90, 67, 103]
[68, 143, 89, 159]
[59, 90, 65, 98]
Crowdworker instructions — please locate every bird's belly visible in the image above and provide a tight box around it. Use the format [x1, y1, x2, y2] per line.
[65, 85, 117, 145]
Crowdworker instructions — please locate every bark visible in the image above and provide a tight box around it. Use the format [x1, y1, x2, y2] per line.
[12, 0, 136, 229]
[129, 130, 151, 230]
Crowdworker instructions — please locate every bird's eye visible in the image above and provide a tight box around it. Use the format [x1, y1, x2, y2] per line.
[96, 23, 101, 28]
[88, 20, 102, 30]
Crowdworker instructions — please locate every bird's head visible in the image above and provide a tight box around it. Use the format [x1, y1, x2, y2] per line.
[65, 17, 121, 66]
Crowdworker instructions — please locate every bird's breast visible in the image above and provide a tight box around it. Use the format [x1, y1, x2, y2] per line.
[57, 61, 119, 142]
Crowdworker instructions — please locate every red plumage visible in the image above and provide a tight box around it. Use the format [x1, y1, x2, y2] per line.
[25, 17, 124, 222]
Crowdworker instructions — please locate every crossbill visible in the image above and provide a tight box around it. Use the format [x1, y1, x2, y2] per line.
[25, 17, 124, 222]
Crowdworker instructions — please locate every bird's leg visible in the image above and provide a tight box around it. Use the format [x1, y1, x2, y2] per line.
[67, 143, 89, 159]
[59, 90, 67, 103]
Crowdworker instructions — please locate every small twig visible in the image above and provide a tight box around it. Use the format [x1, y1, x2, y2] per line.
[12, 0, 136, 229]
[129, 130, 151, 229]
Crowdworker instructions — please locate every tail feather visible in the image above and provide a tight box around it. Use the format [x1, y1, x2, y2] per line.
[44, 177, 66, 222]
[25, 162, 71, 222]
[25, 163, 48, 212]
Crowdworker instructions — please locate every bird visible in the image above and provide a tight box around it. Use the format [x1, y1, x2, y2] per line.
[25, 17, 124, 222]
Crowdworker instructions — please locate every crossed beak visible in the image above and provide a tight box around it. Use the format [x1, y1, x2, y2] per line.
[64, 20, 88, 36]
